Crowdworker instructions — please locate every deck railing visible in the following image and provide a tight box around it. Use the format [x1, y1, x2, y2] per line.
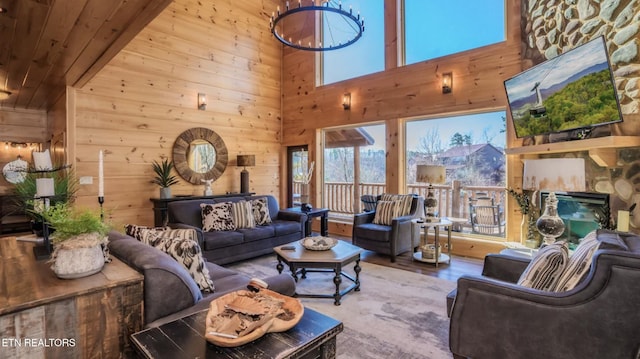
[293, 181, 506, 228]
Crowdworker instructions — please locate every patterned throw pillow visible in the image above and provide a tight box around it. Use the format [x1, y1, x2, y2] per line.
[372, 200, 399, 226]
[138, 228, 198, 246]
[251, 197, 272, 225]
[554, 231, 601, 292]
[231, 201, 256, 229]
[124, 224, 167, 241]
[141, 231, 214, 292]
[201, 202, 236, 232]
[517, 241, 569, 291]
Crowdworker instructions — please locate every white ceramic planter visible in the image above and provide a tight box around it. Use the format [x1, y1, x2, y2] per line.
[52, 242, 105, 279]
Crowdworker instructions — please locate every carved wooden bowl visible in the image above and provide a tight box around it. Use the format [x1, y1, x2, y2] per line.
[204, 288, 304, 347]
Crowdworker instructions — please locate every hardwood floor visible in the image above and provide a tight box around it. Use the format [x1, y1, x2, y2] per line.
[336, 235, 484, 283]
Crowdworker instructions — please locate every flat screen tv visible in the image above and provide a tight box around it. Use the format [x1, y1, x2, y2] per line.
[504, 36, 623, 139]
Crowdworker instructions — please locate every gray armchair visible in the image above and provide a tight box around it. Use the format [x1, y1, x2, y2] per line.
[352, 194, 421, 262]
[448, 232, 640, 359]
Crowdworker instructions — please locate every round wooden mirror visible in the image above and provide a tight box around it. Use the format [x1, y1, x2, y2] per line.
[172, 128, 228, 184]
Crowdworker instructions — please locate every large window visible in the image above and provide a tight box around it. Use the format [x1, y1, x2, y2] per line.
[406, 111, 507, 238]
[403, 0, 505, 65]
[323, 124, 385, 217]
[321, 0, 384, 85]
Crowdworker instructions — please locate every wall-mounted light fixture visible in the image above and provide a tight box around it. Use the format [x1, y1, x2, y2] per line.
[342, 93, 351, 110]
[0, 90, 11, 100]
[442, 72, 453, 94]
[197, 92, 207, 110]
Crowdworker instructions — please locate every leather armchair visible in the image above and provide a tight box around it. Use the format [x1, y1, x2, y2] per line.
[448, 233, 640, 359]
[352, 195, 420, 262]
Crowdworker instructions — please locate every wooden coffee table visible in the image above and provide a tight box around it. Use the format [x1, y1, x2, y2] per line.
[131, 307, 343, 359]
[274, 240, 362, 305]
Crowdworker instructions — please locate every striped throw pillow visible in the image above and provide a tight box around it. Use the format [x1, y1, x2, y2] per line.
[517, 241, 569, 291]
[231, 201, 256, 229]
[372, 200, 399, 225]
[380, 194, 414, 217]
[554, 231, 600, 292]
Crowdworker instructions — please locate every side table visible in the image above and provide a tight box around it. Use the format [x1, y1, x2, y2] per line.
[411, 218, 452, 267]
[283, 206, 329, 237]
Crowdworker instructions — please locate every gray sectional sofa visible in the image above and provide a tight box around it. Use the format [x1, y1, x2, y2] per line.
[107, 230, 296, 328]
[166, 195, 306, 265]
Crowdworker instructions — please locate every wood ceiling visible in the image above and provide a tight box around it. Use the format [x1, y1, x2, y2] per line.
[0, 0, 173, 111]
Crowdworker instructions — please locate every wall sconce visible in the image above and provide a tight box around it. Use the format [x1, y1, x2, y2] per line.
[197, 92, 207, 110]
[342, 93, 351, 110]
[442, 72, 453, 94]
[0, 90, 11, 100]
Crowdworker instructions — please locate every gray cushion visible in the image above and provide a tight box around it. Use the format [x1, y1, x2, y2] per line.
[239, 226, 275, 242]
[354, 223, 392, 242]
[272, 220, 300, 236]
[202, 230, 244, 250]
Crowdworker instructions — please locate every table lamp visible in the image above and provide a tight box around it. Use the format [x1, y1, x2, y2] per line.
[416, 165, 446, 222]
[237, 155, 255, 194]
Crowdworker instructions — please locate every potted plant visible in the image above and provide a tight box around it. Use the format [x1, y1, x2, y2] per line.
[152, 159, 179, 199]
[11, 167, 78, 235]
[41, 203, 110, 279]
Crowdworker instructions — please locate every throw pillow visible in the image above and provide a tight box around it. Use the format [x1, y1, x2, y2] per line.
[138, 227, 198, 247]
[251, 197, 272, 225]
[380, 194, 414, 217]
[201, 202, 236, 232]
[142, 231, 214, 292]
[517, 241, 569, 291]
[372, 200, 399, 226]
[554, 231, 601, 292]
[231, 200, 256, 229]
[124, 224, 167, 241]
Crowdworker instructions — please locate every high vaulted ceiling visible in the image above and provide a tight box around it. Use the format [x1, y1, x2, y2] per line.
[0, 0, 172, 111]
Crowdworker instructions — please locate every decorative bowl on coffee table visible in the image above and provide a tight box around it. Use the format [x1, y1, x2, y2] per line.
[300, 236, 338, 251]
[205, 288, 304, 347]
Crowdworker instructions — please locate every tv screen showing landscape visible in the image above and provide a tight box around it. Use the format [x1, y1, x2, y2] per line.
[504, 36, 623, 138]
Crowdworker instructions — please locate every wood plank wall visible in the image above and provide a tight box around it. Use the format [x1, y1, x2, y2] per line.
[0, 108, 47, 194]
[70, 0, 282, 227]
[281, 0, 522, 255]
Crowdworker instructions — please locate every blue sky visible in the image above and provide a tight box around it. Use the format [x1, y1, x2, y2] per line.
[322, 1, 507, 151]
[323, 0, 505, 84]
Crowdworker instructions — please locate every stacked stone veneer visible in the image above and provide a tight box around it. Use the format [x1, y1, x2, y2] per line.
[523, 1, 640, 233]
[523, 0, 640, 115]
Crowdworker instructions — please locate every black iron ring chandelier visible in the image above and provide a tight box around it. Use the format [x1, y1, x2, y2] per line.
[270, 0, 365, 51]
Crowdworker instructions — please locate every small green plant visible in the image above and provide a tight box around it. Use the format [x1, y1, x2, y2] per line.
[41, 203, 110, 243]
[12, 167, 78, 221]
[151, 159, 179, 188]
[507, 188, 538, 243]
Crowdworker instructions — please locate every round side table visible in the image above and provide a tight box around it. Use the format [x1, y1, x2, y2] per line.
[411, 218, 452, 267]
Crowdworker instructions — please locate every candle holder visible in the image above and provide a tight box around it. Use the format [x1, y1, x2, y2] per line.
[33, 195, 53, 260]
[98, 196, 104, 221]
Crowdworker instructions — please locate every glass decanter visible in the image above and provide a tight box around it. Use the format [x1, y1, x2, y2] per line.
[536, 192, 565, 245]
